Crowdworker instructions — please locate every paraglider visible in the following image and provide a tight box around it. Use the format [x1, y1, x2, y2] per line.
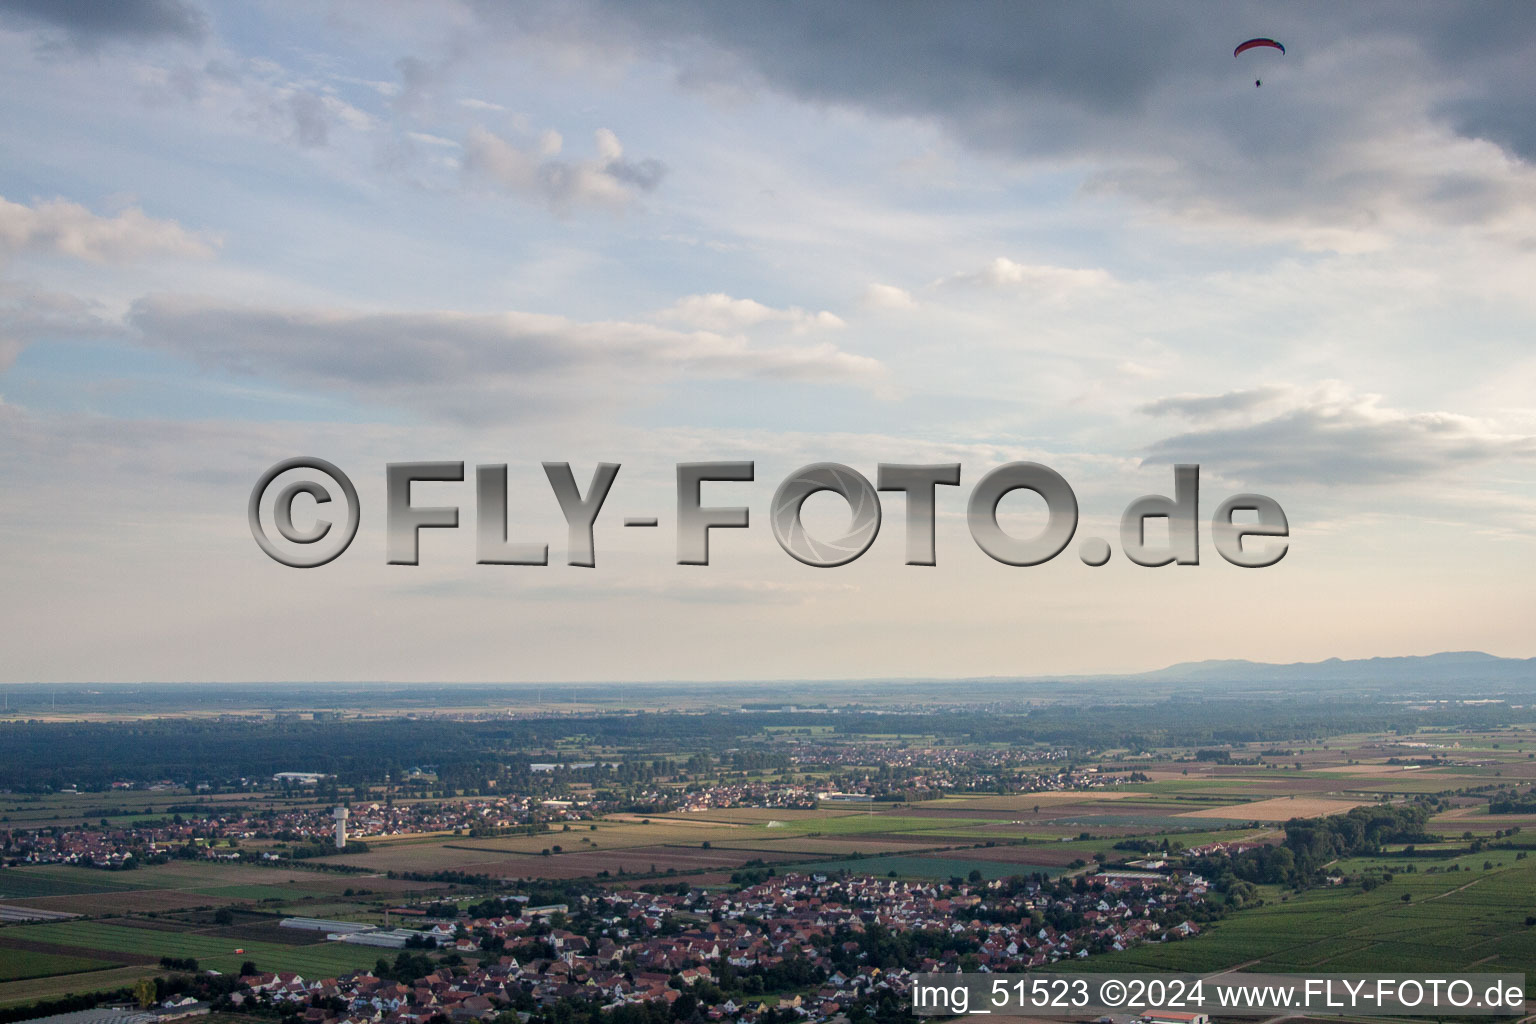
[1235, 37, 1284, 87]
[1234, 38, 1285, 57]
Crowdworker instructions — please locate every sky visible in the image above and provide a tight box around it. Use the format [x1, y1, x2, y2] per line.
[1, 1, 1535, 683]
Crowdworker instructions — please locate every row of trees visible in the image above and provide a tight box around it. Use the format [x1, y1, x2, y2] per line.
[1191, 803, 1435, 889]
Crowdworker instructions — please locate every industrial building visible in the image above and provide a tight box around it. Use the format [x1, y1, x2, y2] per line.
[279, 917, 374, 935]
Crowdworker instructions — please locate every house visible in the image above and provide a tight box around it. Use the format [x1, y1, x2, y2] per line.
[1144, 1013, 1209, 1024]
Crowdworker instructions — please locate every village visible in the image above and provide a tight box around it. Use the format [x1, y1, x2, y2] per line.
[0, 755, 1150, 872]
[227, 871, 1209, 1024]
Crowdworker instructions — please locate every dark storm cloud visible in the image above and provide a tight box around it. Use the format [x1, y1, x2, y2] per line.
[476, 2, 1536, 237]
[1411, 5, 1536, 162]
[483, 0, 1210, 144]
[0, 0, 205, 45]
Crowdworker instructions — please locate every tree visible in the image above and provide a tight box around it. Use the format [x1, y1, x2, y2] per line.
[133, 978, 158, 1009]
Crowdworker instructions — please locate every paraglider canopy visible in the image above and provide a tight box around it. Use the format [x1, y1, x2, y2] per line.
[1234, 38, 1285, 57]
[1235, 38, 1283, 86]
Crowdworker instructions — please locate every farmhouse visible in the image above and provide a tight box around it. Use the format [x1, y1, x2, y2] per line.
[1144, 1013, 1209, 1024]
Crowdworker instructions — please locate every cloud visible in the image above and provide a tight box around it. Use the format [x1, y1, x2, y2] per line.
[287, 90, 329, 147]
[939, 257, 1114, 297]
[656, 293, 845, 333]
[0, 195, 216, 262]
[462, 125, 667, 212]
[486, 2, 1536, 249]
[0, 0, 204, 46]
[1141, 383, 1536, 484]
[1139, 386, 1289, 420]
[392, 55, 438, 115]
[132, 57, 379, 156]
[862, 283, 916, 310]
[126, 295, 885, 424]
[0, 282, 118, 371]
[1, 16, 656, 212]
[1415, 7, 1536, 164]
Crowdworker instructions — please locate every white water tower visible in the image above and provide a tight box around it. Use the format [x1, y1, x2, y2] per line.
[333, 806, 349, 848]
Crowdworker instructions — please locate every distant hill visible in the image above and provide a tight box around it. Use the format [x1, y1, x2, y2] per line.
[1128, 650, 1536, 686]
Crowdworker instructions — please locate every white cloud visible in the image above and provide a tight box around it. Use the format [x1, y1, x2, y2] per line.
[406, 131, 459, 149]
[462, 124, 666, 212]
[656, 293, 845, 333]
[0, 195, 215, 263]
[939, 257, 1114, 297]
[862, 283, 917, 310]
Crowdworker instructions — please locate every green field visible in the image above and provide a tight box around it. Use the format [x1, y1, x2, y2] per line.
[0, 868, 145, 898]
[1071, 852, 1536, 976]
[11, 921, 387, 977]
[190, 884, 331, 901]
[796, 854, 1062, 880]
[0, 949, 115, 982]
[0, 965, 159, 1009]
[0, 860, 426, 914]
[653, 812, 1002, 838]
[784, 814, 999, 836]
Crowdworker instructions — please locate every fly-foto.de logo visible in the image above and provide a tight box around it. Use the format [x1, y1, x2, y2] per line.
[248, 460, 1287, 571]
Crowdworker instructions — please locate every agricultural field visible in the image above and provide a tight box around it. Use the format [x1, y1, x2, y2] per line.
[1431, 806, 1536, 835]
[711, 836, 946, 856]
[307, 810, 1057, 881]
[0, 965, 160, 1010]
[1070, 849, 1536, 975]
[0, 792, 316, 830]
[0, 948, 114, 982]
[660, 807, 863, 824]
[794, 853, 1044, 881]
[1175, 796, 1367, 820]
[8, 920, 389, 977]
[448, 843, 814, 881]
[0, 861, 444, 918]
[0, 868, 145, 900]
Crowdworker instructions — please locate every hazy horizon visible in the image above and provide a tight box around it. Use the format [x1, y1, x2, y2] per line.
[1, 647, 1533, 688]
